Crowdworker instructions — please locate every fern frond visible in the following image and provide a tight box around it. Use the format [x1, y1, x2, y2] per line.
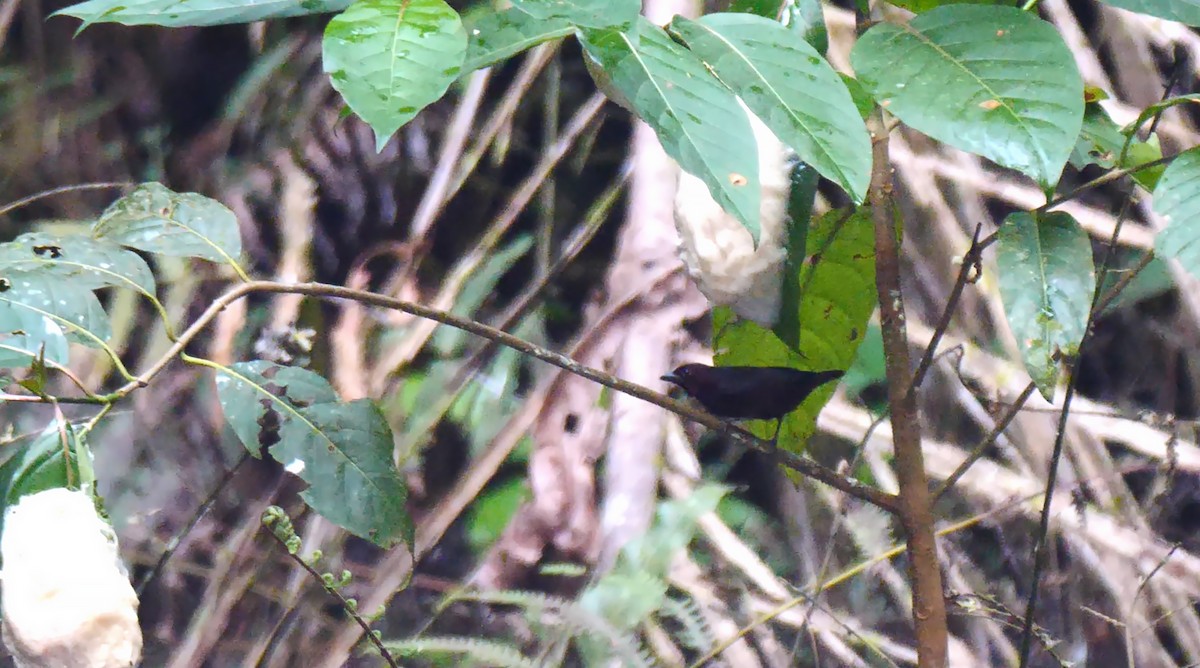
[658, 595, 714, 653]
[383, 635, 540, 668]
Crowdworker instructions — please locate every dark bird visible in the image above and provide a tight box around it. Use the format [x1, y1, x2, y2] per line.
[661, 364, 844, 441]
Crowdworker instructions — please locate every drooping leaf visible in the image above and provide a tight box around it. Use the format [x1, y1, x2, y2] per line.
[0, 271, 112, 351]
[511, 0, 638, 31]
[1153, 147, 1200, 278]
[0, 232, 155, 296]
[996, 211, 1095, 400]
[214, 361, 411, 548]
[93, 182, 242, 264]
[581, 19, 761, 241]
[0, 422, 89, 540]
[323, 0, 467, 151]
[774, 161, 819, 348]
[463, 7, 574, 73]
[1097, 0, 1200, 26]
[714, 207, 875, 450]
[669, 13, 870, 202]
[53, 0, 351, 28]
[851, 5, 1083, 191]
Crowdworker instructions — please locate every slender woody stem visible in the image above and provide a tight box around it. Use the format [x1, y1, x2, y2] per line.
[866, 108, 948, 666]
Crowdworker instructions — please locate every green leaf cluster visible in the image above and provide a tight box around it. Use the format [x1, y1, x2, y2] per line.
[0, 183, 239, 371]
[215, 361, 412, 548]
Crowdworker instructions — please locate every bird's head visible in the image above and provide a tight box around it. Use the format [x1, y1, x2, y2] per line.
[661, 363, 711, 394]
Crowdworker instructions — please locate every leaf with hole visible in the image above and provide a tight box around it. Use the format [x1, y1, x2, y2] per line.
[581, 19, 761, 241]
[0, 232, 155, 296]
[323, 0, 467, 151]
[996, 211, 1095, 400]
[851, 5, 1083, 190]
[92, 182, 242, 264]
[215, 361, 411, 548]
[0, 271, 112, 353]
[669, 13, 870, 203]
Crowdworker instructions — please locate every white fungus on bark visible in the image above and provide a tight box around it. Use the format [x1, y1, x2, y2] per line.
[672, 105, 793, 327]
[1, 487, 142, 668]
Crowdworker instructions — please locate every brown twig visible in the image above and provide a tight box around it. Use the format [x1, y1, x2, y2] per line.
[934, 381, 1038, 501]
[866, 107, 948, 665]
[13, 279, 895, 512]
[910, 223, 984, 394]
[0, 181, 135, 218]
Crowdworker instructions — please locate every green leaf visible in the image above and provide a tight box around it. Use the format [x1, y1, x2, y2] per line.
[996, 211, 1095, 400]
[93, 182, 242, 264]
[1098, 250, 1174, 313]
[1153, 147, 1200, 278]
[0, 271, 112, 351]
[889, 0, 1005, 10]
[581, 19, 761, 241]
[0, 232, 155, 296]
[669, 13, 870, 202]
[512, 0, 638, 31]
[714, 208, 875, 449]
[840, 74, 874, 120]
[463, 7, 574, 74]
[729, 0, 781, 17]
[466, 477, 529, 553]
[842, 322, 885, 400]
[0, 304, 69, 369]
[1070, 101, 1164, 190]
[774, 161, 819, 348]
[781, 0, 828, 54]
[215, 361, 411, 548]
[851, 5, 1083, 190]
[1125, 94, 1200, 136]
[0, 422, 89, 537]
[54, 0, 351, 27]
[1123, 135, 1165, 192]
[1070, 101, 1126, 170]
[1098, 0, 1200, 25]
[323, 0, 467, 151]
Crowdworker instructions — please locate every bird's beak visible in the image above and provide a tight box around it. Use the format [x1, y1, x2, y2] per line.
[660, 372, 680, 385]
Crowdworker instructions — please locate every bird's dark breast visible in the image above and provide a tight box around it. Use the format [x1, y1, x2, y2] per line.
[691, 367, 844, 420]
